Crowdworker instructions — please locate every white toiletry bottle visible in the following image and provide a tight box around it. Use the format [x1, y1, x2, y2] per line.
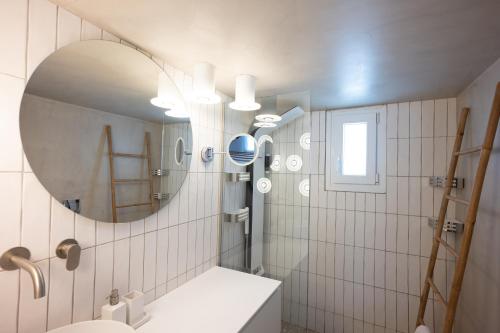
[101, 289, 127, 323]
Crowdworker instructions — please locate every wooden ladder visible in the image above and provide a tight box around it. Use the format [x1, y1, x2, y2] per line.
[105, 125, 154, 223]
[417, 82, 500, 332]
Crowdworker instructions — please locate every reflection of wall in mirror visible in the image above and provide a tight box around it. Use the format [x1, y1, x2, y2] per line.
[21, 94, 163, 222]
[162, 122, 191, 196]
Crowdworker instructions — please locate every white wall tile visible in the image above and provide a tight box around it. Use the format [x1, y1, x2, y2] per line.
[434, 99, 448, 137]
[409, 138, 421, 177]
[397, 178, 409, 215]
[374, 250, 385, 288]
[385, 252, 396, 291]
[168, 226, 179, 279]
[129, 235, 144, 291]
[113, 238, 130, 295]
[0, 0, 27, 78]
[178, 223, 188, 275]
[27, 0, 57, 79]
[81, 20, 101, 40]
[387, 139, 398, 176]
[409, 101, 422, 138]
[143, 232, 157, 291]
[0, 173, 22, 255]
[73, 247, 95, 322]
[398, 103, 410, 139]
[155, 228, 168, 286]
[408, 178, 421, 216]
[75, 214, 95, 249]
[50, 200, 75, 254]
[398, 139, 410, 176]
[56, 8, 81, 49]
[114, 223, 130, 240]
[396, 215, 408, 254]
[385, 290, 397, 330]
[21, 173, 51, 260]
[387, 104, 398, 139]
[187, 221, 197, 270]
[421, 138, 434, 177]
[0, 270, 19, 333]
[93, 243, 113, 318]
[47, 258, 73, 330]
[447, 98, 457, 137]
[0, 75, 24, 171]
[396, 293, 409, 333]
[421, 100, 434, 138]
[96, 222, 113, 245]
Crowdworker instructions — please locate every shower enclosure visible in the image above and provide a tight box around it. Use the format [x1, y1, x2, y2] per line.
[220, 92, 312, 331]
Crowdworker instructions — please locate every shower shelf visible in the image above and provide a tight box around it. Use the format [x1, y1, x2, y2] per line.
[225, 172, 251, 182]
[427, 217, 464, 233]
[429, 176, 464, 189]
[152, 169, 169, 176]
[224, 208, 249, 223]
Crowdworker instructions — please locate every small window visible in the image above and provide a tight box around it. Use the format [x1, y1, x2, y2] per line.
[326, 105, 386, 193]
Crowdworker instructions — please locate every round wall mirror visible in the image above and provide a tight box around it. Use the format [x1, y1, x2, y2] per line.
[20, 40, 192, 223]
[227, 133, 258, 166]
[175, 137, 185, 166]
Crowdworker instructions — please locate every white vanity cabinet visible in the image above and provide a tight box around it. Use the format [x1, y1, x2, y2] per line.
[137, 267, 282, 333]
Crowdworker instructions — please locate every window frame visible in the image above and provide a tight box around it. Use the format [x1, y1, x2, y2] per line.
[325, 105, 386, 193]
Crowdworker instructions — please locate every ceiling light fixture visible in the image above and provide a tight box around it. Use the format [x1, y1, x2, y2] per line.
[254, 95, 281, 122]
[255, 114, 282, 122]
[151, 72, 176, 109]
[229, 74, 261, 111]
[193, 62, 221, 104]
[151, 72, 189, 118]
[165, 109, 189, 119]
[254, 122, 276, 128]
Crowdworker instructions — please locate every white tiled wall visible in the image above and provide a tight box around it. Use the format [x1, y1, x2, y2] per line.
[455, 58, 500, 333]
[304, 100, 458, 333]
[0, 1, 224, 332]
[261, 99, 458, 332]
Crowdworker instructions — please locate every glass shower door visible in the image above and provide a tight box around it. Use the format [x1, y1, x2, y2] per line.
[220, 92, 312, 332]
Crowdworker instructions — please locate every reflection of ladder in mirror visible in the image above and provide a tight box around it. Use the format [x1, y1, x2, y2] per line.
[105, 125, 154, 223]
[417, 83, 500, 332]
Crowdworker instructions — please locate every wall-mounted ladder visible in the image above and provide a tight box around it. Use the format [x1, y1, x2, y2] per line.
[105, 125, 154, 223]
[417, 82, 500, 332]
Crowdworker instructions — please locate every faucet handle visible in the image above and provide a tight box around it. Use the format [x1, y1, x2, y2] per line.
[56, 239, 81, 271]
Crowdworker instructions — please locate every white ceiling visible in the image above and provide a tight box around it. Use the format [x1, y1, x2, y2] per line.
[53, 0, 500, 110]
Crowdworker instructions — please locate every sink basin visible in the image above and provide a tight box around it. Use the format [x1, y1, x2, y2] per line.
[47, 320, 135, 333]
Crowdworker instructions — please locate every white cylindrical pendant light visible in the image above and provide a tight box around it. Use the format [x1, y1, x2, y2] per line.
[193, 62, 221, 104]
[151, 72, 189, 118]
[229, 74, 261, 111]
[151, 72, 176, 109]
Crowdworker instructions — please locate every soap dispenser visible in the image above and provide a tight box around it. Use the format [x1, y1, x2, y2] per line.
[101, 289, 127, 323]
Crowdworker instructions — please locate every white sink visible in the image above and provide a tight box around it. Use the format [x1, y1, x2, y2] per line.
[47, 320, 135, 333]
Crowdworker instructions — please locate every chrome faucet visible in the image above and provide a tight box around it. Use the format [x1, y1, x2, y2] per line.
[0, 247, 46, 299]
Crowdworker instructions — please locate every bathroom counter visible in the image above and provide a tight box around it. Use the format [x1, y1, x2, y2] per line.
[136, 266, 282, 333]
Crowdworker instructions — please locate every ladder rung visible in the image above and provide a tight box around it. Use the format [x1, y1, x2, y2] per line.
[112, 153, 146, 159]
[113, 179, 150, 183]
[435, 236, 458, 257]
[455, 146, 482, 156]
[446, 195, 469, 206]
[116, 202, 152, 209]
[427, 277, 447, 306]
